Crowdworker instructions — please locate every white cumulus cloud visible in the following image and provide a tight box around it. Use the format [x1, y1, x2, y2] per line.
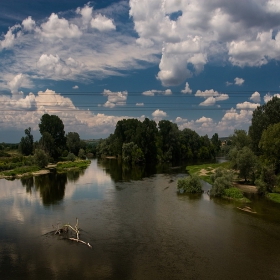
[7, 73, 33, 94]
[38, 13, 82, 40]
[264, 93, 280, 103]
[37, 54, 72, 77]
[250, 91, 261, 103]
[195, 89, 229, 106]
[91, 14, 116, 31]
[152, 109, 167, 121]
[22, 16, 36, 31]
[236, 101, 260, 110]
[181, 82, 192, 94]
[234, 77, 245, 86]
[103, 89, 128, 108]
[76, 4, 93, 26]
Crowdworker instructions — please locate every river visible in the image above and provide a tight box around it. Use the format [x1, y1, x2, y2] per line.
[0, 159, 280, 279]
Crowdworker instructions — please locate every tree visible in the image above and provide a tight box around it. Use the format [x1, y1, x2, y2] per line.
[229, 129, 250, 150]
[39, 132, 55, 158]
[249, 96, 280, 153]
[180, 128, 202, 160]
[39, 114, 66, 158]
[255, 165, 276, 194]
[122, 142, 144, 164]
[236, 147, 257, 182]
[19, 127, 34, 156]
[66, 132, 81, 155]
[158, 120, 181, 161]
[211, 133, 221, 154]
[138, 118, 158, 162]
[259, 122, 280, 172]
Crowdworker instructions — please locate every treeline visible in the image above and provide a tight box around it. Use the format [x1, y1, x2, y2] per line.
[17, 114, 97, 168]
[218, 96, 280, 196]
[96, 118, 221, 163]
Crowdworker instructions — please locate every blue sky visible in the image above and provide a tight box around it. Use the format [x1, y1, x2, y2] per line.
[1, 0, 280, 142]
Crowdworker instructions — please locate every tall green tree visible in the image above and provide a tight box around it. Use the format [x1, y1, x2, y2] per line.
[66, 132, 81, 155]
[39, 114, 66, 158]
[236, 146, 257, 182]
[137, 118, 158, 162]
[259, 122, 280, 172]
[39, 132, 55, 157]
[19, 127, 34, 156]
[158, 120, 181, 161]
[249, 96, 280, 153]
[229, 129, 250, 150]
[211, 133, 221, 154]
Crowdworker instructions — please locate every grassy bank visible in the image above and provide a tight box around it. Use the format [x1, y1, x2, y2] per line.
[56, 160, 91, 172]
[223, 187, 250, 202]
[0, 154, 91, 178]
[186, 161, 231, 184]
[186, 161, 251, 202]
[267, 193, 280, 203]
[1, 166, 41, 177]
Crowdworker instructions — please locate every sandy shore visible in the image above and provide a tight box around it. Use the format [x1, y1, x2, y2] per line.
[233, 183, 258, 193]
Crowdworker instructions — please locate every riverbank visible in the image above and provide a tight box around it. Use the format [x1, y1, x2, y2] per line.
[0, 160, 91, 179]
[186, 161, 257, 202]
[186, 161, 231, 184]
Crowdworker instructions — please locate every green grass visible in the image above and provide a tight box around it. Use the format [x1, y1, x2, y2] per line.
[267, 193, 280, 203]
[1, 166, 40, 177]
[223, 187, 250, 202]
[186, 161, 231, 184]
[56, 160, 91, 172]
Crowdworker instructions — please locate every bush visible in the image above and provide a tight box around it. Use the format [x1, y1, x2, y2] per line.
[210, 168, 233, 197]
[34, 149, 48, 168]
[78, 149, 86, 159]
[67, 152, 76, 162]
[177, 175, 203, 193]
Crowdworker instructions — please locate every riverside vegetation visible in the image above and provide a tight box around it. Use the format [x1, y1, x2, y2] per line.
[180, 97, 280, 203]
[2, 97, 280, 204]
[0, 114, 97, 178]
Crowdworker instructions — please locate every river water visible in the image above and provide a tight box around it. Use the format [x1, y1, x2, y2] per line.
[1, 159, 280, 280]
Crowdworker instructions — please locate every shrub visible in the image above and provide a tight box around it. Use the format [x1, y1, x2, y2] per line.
[177, 175, 203, 193]
[78, 149, 86, 159]
[67, 152, 76, 162]
[34, 149, 48, 168]
[210, 168, 233, 197]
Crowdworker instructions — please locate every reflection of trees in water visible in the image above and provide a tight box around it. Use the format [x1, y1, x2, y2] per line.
[121, 163, 145, 181]
[98, 159, 123, 182]
[19, 169, 86, 205]
[34, 173, 67, 206]
[98, 158, 159, 182]
[66, 170, 82, 183]
[21, 176, 34, 193]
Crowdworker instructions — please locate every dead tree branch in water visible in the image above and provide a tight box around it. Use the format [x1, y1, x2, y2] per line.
[53, 218, 92, 249]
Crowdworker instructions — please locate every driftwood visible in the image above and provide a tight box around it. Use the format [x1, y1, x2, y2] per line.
[53, 218, 92, 249]
[237, 206, 257, 214]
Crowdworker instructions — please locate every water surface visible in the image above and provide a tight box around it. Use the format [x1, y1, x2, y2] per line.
[0, 159, 280, 279]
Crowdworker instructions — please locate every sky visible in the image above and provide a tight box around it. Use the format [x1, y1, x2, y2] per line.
[1, 0, 280, 143]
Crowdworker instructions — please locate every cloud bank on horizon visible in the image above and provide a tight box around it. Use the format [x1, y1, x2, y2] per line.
[1, 0, 280, 141]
